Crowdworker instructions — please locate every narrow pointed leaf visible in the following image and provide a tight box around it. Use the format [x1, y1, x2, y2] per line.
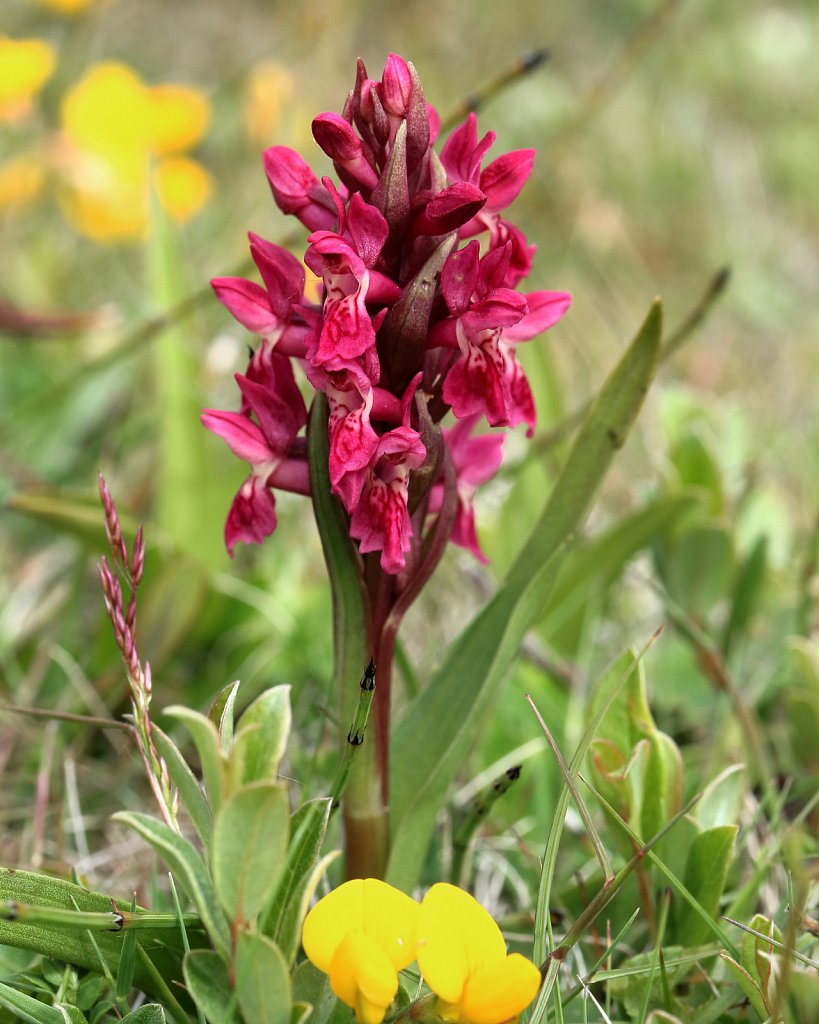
[675, 825, 738, 946]
[388, 301, 663, 888]
[163, 707, 224, 812]
[233, 685, 292, 784]
[152, 725, 213, 847]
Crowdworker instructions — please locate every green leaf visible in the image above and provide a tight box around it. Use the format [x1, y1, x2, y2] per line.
[212, 783, 290, 925]
[640, 731, 683, 842]
[209, 681, 241, 757]
[722, 534, 767, 655]
[5, 489, 139, 547]
[163, 707, 224, 813]
[674, 825, 737, 946]
[152, 726, 213, 848]
[0, 869, 183, 997]
[719, 952, 768, 1021]
[119, 1007, 167, 1024]
[261, 799, 332, 960]
[234, 931, 291, 1024]
[55, 1007, 88, 1024]
[696, 764, 745, 831]
[740, 913, 782, 1005]
[115, 895, 138, 999]
[112, 812, 229, 956]
[291, 1003, 313, 1024]
[0, 980, 63, 1024]
[388, 300, 663, 888]
[669, 432, 724, 516]
[233, 686, 292, 785]
[183, 950, 235, 1024]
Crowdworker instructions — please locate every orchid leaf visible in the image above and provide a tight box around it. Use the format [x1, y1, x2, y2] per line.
[388, 300, 663, 889]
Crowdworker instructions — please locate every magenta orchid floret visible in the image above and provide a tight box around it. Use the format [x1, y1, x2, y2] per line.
[204, 53, 570, 574]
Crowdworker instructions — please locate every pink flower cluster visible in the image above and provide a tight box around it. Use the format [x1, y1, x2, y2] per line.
[203, 54, 570, 574]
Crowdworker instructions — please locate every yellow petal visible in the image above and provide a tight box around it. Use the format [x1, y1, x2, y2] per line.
[0, 37, 55, 119]
[360, 877, 420, 971]
[147, 85, 210, 154]
[416, 883, 506, 1004]
[155, 157, 212, 222]
[461, 953, 542, 1024]
[303, 879, 368, 972]
[58, 174, 149, 242]
[329, 930, 396, 1023]
[60, 62, 152, 158]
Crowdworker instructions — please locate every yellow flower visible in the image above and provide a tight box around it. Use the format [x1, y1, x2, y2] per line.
[36, 0, 99, 13]
[415, 883, 541, 1024]
[0, 36, 56, 123]
[57, 61, 212, 241]
[0, 154, 45, 211]
[302, 878, 420, 1024]
[243, 60, 294, 147]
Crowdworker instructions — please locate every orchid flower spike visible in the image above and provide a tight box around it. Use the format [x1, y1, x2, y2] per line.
[415, 883, 541, 1024]
[302, 878, 420, 1024]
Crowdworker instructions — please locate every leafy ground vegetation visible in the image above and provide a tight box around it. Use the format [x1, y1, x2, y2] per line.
[1, 1, 818, 1022]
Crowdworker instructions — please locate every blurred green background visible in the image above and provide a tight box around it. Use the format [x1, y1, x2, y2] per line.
[1, 0, 818, 904]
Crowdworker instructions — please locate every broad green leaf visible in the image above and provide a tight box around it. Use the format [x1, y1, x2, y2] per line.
[0, 980, 63, 1024]
[669, 432, 724, 516]
[665, 520, 734, 619]
[183, 950, 235, 1024]
[209, 681, 241, 757]
[113, 812, 229, 956]
[719, 952, 768, 1021]
[119, 1008, 167, 1024]
[674, 824, 737, 946]
[233, 686, 292, 785]
[152, 726, 212, 847]
[722, 535, 767, 655]
[0, 869, 182, 996]
[163, 707, 224, 813]
[234, 931, 291, 1024]
[697, 764, 745, 831]
[388, 301, 663, 888]
[640, 731, 683, 842]
[740, 913, 782, 1005]
[212, 783, 289, 925]
[261, 798, 332, 960]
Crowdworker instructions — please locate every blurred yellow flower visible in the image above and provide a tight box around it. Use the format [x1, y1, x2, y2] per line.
[57, 61, 212, 241]
[155, 157, 213, 222]
[243, 60, 294, 147]
[0, 154, 45, 211]
[36, 0, 99, 13]
[0, 36, 56, 123]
